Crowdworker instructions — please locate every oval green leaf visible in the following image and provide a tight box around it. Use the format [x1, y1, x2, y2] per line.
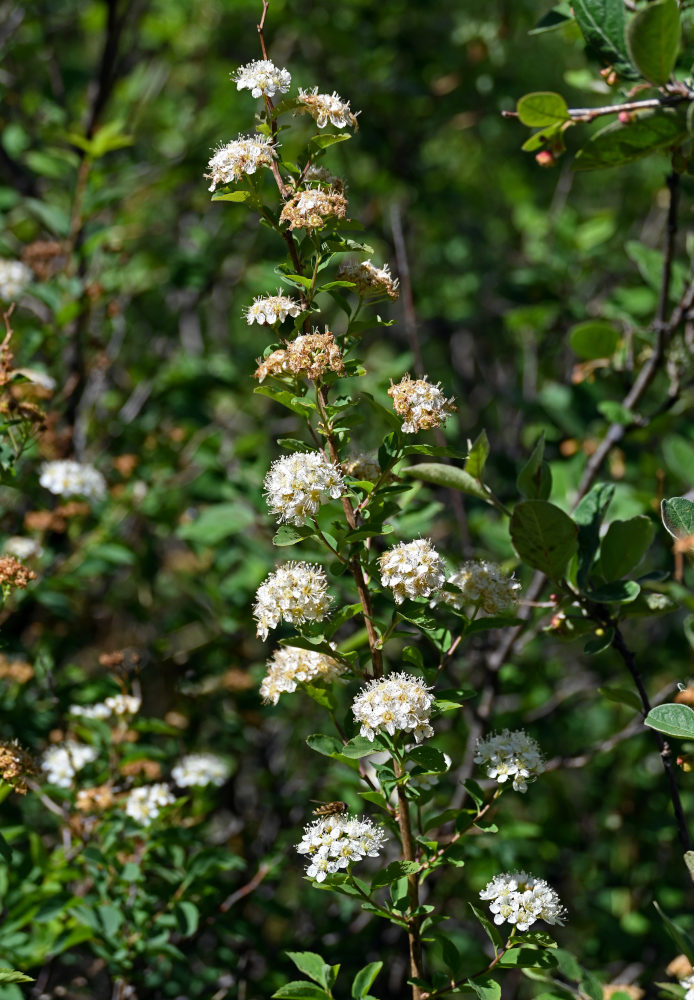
[517, 92, 571, 127]
[510, 500, 578, 580]
[600, 515, 655, 580]
[569, 320, 620, 360]
[661, 496, 694, 540]
[574, 111, 687, 171]
[402, 463, 490, 501]
[626, 0, 681, 86]
[645, 703, 694, 739]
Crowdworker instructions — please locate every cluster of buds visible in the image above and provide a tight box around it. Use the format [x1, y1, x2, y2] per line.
[279, 188, 347, 232]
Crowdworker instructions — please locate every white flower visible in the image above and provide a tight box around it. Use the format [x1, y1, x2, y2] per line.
[260, 645, 344, 704]
[205, 134, 276, 192]
[296, 812, 387, 883]
[680, 975, 694, 1000]
[474, 729, 544, 793]
[379, 538, 445, 604]
[42, 741, 98, 788]
[264, 451, 344, 525]
[124, 783, 176, 826]
[297, 87, 358, 129]
[253, 562, 332, 640]
[388, 374, 456, 434]
[233, 59, 291, 99]
[69, 702, 112, 720]
[352, 672, 435, 743]
[39, 460, 106, 502]
[337, 260, 399, 300]
[172, 753, 229, 788]
[245, 292, 303, 326]
[0, 259, 31, 301]
[480, 871, 565, 931]
[436, 560, 521, 615]
[104, 694, 141, 716]
[4, 537, 43, 560]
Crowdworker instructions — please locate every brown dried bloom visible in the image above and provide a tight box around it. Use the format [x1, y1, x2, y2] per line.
[0, 556, 36, 596]
[76, 784, 116, 812]
[388, 374, 457, 433]
[24, 501, 91, 534]
[667, 955, 694, 979]
[0, 740, 36, 793]
[602, 986, 644, 1000]
[675, 684, 694, 707]
[21, 240, 65, 281]
[255, 332, 345, 383]
[119, 759, 162, 779]
[0, 655, 34, 684]
[279, 188, 347, 232]
[302, 165, 345, 193]
[337, 259, 399, 300]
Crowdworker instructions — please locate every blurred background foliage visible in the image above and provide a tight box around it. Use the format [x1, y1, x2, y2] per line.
[0, 0, 693, 997]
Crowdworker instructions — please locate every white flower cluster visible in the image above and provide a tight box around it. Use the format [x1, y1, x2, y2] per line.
[4, 537, 43, 560]
[680, 975, 694, 1000]
[70, 694, 141, 720]
[39, 460, 106, 502]
[437, 560, 521, 615]
[253, 561, 332, 640]
[337, 260, 399, 300]
[42, 741, 98, 788]
[172, 753, 229, 788]
[264, 451, 344, 525]
[296, 812, 387, 883]
[474, 729, 544, 793]
[233, 59, 291, 99]
[125, 783, 176, 826]
[0, 259, 32, 301]
[388, 374, 456, 434]
[297, 87, 358, 129]
[479, 871, 565, 931]
[260, 645, 344, 704]
[379, 538, 445, 604]
[69, 702, 112, 720]
[205, 135, 276, 192]
[245, 292, 303, 326]
[352, 672, 435, 743]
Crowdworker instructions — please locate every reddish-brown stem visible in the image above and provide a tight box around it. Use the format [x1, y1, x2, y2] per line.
[256, 0, 270, 60]
[395, 765, 424, 1000]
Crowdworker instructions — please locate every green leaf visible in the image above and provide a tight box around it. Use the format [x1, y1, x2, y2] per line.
[584, 628, 615, 654]
[465, 430, 490, 480]
[584, 580, 640, 603]
[597, 401, 635, 426]
[645, 703, 694, 739]
[517, 433, 552, 500]
[574, 483, 615, 588]
[510, 500, 578, 580]
[272, 982, 332, 1000]
[340, 736, 378, 759]
[661, 497, 694, 540]
[371, 860, 420, 888]
[574, 111, 687, 171]
[653, 901, 694, 964]
[174, 901, 199, 937]
[0, 831, 12, 863]
[468, 903, 503, 951]
[599, 686, 642, 712]
[530, 5, 573, 35]
[352, 962, 383, 1000]
[401, 463, 489, 502]
[0, 970, 34, 984]
[516, 92, 570, 127]
[569, 320, 620, 360]
[407, 745, 449, 772]
[572, 0, 636, 77]
[211, 189, 252, 203]
[310, 133, 352, 150]
[626, 0, 681, 86]
[467, 976, 502, 1000]
[306, 734, 345, 758]
[273, 525, 314, 547]
[599, 516, 655, 580]
[499, 948, 558, 968]
[286, 952, 335, 990]
[177, 502, 255, 545]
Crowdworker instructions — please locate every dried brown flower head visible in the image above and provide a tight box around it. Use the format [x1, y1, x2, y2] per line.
[0, 655, 34, 684]
[667, 955, 693, 979]
[279, 188, 347, 232]
[255, 332, 345, 383]
[76, 784, 116, 812]
[388, 374, 457, 433]
[337, 259, 399, 300]
[119, 759, 162, 779]
[21, 240, 65, 281]
[0, 556, 36, 596]
[0, 740, 36, 793]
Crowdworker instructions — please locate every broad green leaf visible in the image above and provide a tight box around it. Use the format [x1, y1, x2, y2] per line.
[310, 133, 352, 150]
[273, 525, 314, 547]
[211, 189, 252, 203]
[510, 500, 578, 579]
[174, 901, 199, 936]
[516, 92, 570, 127]
[468, 903, 503, 951]
[402, 463, 489, 502]
[465, 430, 490, 480]
[306, 734, 344, 758]
[467, 976, 502, 1000]
[273, 982, 332, 1000]
[371, 860, 420, 888]
[597, 401, 635, 426]
[499, 948, 558, 968]
[645, 703, 694, 739]
[340, 736, 378, 759]
[584, 628, 614, 654]
[653, 901, 694, 964]
[521, 124, 564, 152]
[584, 580, 640, 603]
[352, 962, 383, 1000]
[599, 686, 642, 712]
[569, 320, 619, 360]
[286, 952, 335, 990]
[407, 745, 448, 772]
[0, 971, 34, 984]
[599, 516, 655, 580]
[574, 111, 687, 171]
[530, 5, 573, 35]
[661, 497, 694, 540]
[574, 483, 615, 587]
[573, 0, 636, 77]
[626, 0, 681, 86]
[517, 433, 552, 500]
[178, 502, 255, 545]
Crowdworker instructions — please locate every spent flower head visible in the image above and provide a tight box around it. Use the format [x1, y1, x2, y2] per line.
[342, 452, 381, 483]
[254, 332, 345, 383]
[0, 259, 32, 301]
[480, 871, 565, 931]
[264, 450, 344, 525]
[253, 561, 332, 640]
[260, 645, 344, 704]
[388, 374, 456, 433]
[475, 729, 544, 792]
[124, 783, 176, 826]
[337, 260, 399, 300]
[280, 188, 347, 232]
[436, 560, 521, 615]
[379, 538, 446, 604]
[0, 740, 35, 793]
[352, 672, 435, 743]
[172, 753, 229, 788]
[233, 59, 291, 99]
[245, 291, 303, 326]
[296, 87, 359, 129]
[0, 556, 36, 597]
[39, 460, 106, 502]
[296, 812, 387, 883]
[205, 134, 276, 192]
[42, 741, 98, 788]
